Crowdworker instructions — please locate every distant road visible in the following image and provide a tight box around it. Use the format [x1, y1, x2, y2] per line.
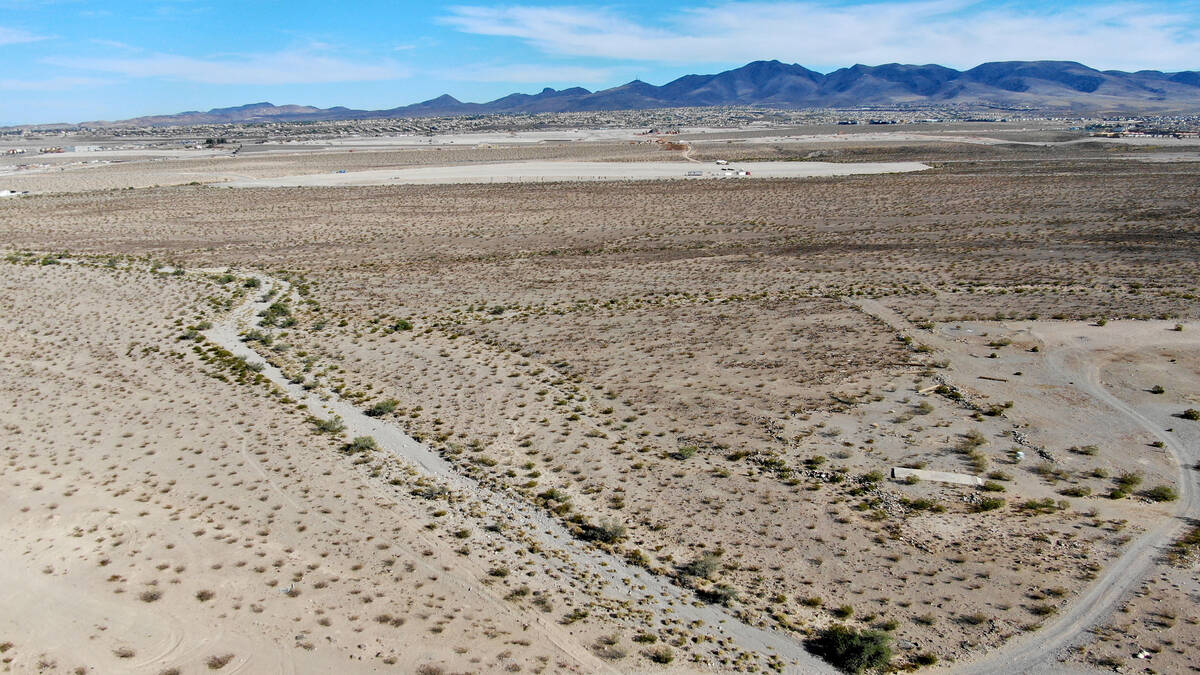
[220, 159, 930, 188]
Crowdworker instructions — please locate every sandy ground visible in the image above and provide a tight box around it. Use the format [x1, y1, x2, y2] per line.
[1, 135, 1198, 674]
[731, 132, 1200, 148]
[219, 160, 930, 187]
[0, 260, 625, 674]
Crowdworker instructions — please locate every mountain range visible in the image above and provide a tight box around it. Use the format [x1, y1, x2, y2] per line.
[89, 60, 1200, 126]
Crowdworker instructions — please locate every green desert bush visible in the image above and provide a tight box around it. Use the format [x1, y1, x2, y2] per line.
[807, 625, 892, 674]
[365, 399, 399, 417]
[1145, 485, 1178, 502]
[309, 416, 345, 433]
[345, 436, 378, 453]
[679, 551, 722, 579]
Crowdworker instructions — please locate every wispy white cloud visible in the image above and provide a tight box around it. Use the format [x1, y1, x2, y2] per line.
[0, 75, 112, 90]
[48, 49, 409, 85]
[89, 38, 140, 51]
[442, 2, 1200, 71]
[0, 26, 46, 45]
[446, 63, 613, 83]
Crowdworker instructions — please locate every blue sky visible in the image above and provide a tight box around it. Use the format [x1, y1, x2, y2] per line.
[2, 0, 1199, 125]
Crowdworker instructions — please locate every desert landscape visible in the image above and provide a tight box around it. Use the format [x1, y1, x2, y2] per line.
[2, 113, 1199, 674]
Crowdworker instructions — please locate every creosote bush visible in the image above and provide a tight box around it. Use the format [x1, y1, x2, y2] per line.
[345, 436, 378, 453]
[365, 399, 399, 417]
[580, 518, 627, 544]
[808, 624, 892, 674]
[678, 551, 722, 579]
[1144, 485, 1178, 502]
[309, 415, 345, 433]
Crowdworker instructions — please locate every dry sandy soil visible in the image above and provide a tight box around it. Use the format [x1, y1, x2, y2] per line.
[219, 160, 929, 188]
[1, 124, 1198, 673]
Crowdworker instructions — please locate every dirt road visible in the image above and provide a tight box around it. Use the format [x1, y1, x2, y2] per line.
[849, 298, 1199, 674]
[206, 271, 836, 674]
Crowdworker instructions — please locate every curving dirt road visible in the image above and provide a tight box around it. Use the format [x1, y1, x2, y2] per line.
[949, 329, 1199, 675]
[205, 271, 837, 674]
[849, 298, 1199, 674]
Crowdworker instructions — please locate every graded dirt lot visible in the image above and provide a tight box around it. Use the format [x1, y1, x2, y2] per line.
[1, 124, 1198, 674]
[220, 160, 929, 188]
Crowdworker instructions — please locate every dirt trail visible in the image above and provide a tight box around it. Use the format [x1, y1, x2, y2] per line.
[849, 298, 1200, 674]
[948, 328, 1199, 675]
[205, 271, 836, 674]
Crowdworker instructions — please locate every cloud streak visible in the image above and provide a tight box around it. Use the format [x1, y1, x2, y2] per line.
[49, 49, 408, 85]
[0, 26, 46, 45]
[0, 75, 112, 91]
[442, 1, 1200, 71]
[446, 63, 613, 83]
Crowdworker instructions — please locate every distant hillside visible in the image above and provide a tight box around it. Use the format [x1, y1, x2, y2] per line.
[87, 60, 1200, 126]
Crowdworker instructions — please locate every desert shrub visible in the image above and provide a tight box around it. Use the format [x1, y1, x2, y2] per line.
[900, 497, 944, 512]
[679, 551, 722, 579]
[697, 583, 739, 606]
[832, 604, 854, 618]
[1058, 486, 1092, 498]
[1116, 472, 1143, 490]
[560, 608, 588, 625]
[935, 384, 962, 401]
[644, 645, 674, 664]
[672, 445, 698, 460]
[345, 436, 378, 453]
[1016, 498, 1063, 514]
[1149, 385, 1165, 394]
[958, 613, 988, 625]
[980, 481, 1005, 492]
[309, 416, 345, 433]
[807, 625, 892, 674]
[259, 301, 291, 326]
[592, 633, 625, 659]
[1145, 485, 1178, 502]
[580, 518, 627, 544]
[975, 497, 1005, 512]
[1182, 409, 1200, 421]
[959, 429, 987, 449]
[365, 399, 398, 417]
[1166, 525, 1200, 566]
